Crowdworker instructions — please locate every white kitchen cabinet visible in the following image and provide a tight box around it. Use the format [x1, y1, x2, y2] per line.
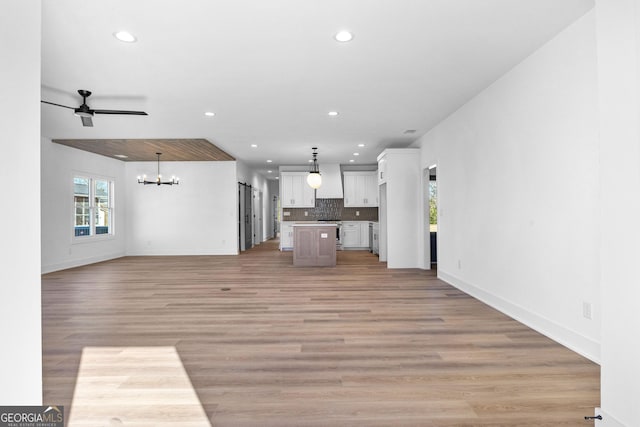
[359, 222, 370, 247]
[342, 221, 370, 249]
[281, 172, 315, 208]
[343, 171, 378, 207]
[364, 173, 379, 206]
[280, 222, 294, 251]
[377, 156, 387, 184]
[372, 222, 379, 255]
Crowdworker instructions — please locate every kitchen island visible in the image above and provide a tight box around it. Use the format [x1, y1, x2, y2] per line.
[292, 223, 337, 267]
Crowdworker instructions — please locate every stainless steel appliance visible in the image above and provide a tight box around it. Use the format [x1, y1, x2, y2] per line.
[318, 220, 342, 250]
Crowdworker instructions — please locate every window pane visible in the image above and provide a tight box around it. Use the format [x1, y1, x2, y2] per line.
[94, 180, 110, 235]
[74, 177, 90, 236]
[429, 180, 437, 232]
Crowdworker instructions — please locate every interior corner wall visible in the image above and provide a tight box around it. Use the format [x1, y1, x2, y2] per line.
[595, 0, 640, 425]
[416, 10, 601, 362]
[382, 149, 422, 269]
[40, 139, 127, 273]
[126, 161, 238, 255]
[0, 0, 42, 405]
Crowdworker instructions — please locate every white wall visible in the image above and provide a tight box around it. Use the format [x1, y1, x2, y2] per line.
[379, 149, 422, 269]
[0, 0, 42, 405]
[595, 1, 640, 425]
[126, 161, 238, 255]
[415, 11, 601, 361]
[41, 139, 127, 273]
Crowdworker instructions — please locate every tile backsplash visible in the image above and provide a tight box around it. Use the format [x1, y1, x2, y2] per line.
[283, 198, 378, 221]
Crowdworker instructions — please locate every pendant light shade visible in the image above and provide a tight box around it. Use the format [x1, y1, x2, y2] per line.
[307, 147, 322, 189]
[307, 171, 322, 189]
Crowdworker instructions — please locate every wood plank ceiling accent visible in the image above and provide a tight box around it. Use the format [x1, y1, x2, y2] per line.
[51, 138, 235, 161]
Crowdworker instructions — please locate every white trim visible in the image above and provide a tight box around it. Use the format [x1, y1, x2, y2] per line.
[439, 270, 601, 364]
[41, 252, 125, 274]
[595, 408, 625, 427]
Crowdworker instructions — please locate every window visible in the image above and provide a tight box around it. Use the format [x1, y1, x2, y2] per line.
[74, 176, 114, 238]
[429, 178, 437, 232]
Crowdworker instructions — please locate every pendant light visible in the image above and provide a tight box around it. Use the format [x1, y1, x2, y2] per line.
[137, 153, 180, 186]
[307, 147, 322, 189]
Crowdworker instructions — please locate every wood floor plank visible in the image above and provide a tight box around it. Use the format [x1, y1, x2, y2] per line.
[42, 239, 599, 426]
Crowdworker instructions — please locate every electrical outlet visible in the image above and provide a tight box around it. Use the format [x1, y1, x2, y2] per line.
[283, 211, 290, 216]
[304, 211, 308, 216]
[583, 302, 592, 320]
[356, 211, 360, 216]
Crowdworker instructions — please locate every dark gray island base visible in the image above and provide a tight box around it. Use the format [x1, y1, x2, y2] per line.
[292, 223, 337, 267]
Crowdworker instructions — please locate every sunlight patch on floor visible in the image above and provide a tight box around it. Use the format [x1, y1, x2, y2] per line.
[68, 346, 210, 426]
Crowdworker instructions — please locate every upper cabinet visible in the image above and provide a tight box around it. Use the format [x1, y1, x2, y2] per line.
[281, 172, 315, 208]
[343, 171, 378, 207]
[377, 156, 387, 184]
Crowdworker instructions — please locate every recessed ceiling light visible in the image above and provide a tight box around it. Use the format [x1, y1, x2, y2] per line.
[308, 159, 313, 163]
[204, 112, 215, 117]
[328, 111, 339, 116]
[275, 177, 279, 180]
[349, 159, 355, 163]
[267, 170, 273, 173]
[266, 160, 273, 163]
[358, 143, 365, 147]
[250, 144, 258, 148]
[353, 152, 359, 156]
[113, 31, 137, 43]
[335, 31, 354, 42]
[114, 154, 128, 159]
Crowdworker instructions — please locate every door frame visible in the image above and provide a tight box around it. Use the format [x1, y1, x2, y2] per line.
[238, 182, 253, 252]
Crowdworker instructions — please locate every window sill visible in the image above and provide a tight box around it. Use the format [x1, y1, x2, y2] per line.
[72, 234, 116, 245]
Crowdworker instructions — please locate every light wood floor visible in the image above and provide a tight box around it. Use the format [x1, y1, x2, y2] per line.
[42, 239, 600, 426]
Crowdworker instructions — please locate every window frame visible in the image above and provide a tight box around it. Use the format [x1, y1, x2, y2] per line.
[72, 173, 115, 242]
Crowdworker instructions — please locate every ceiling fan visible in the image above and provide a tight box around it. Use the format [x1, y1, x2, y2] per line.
[41, 89, 148, 127]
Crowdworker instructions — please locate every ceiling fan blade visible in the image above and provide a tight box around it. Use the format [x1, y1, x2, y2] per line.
[81, 116, 93, 127]
[93, 109, 148, 116]
[41, 100, 75, 110]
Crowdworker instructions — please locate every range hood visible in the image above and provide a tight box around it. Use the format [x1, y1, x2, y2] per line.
[315, 164, 343, 199]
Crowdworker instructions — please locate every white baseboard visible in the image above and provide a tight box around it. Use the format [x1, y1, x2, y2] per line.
[595, 408, 626, 427]
[41, 252, 125, 274]
[438, 270, 601, 364]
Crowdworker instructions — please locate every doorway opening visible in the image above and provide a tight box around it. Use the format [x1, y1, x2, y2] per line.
[273, 195, 280, 239]
[238, 182, 253, 252]
[427, 165, 437, 268]
[253, 188, 262, 246]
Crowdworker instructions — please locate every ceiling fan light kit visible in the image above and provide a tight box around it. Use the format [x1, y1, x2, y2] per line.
[137, 153, 180, 186]
[41, 89, 148, 127]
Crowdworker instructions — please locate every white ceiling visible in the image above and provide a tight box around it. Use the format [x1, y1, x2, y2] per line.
[41, 0, 594, 179]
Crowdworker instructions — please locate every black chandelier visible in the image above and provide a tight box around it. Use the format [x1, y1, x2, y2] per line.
[137, 153, 180, 186]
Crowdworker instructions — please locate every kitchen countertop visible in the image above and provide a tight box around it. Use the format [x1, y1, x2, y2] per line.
[292, 223, 337, 227]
